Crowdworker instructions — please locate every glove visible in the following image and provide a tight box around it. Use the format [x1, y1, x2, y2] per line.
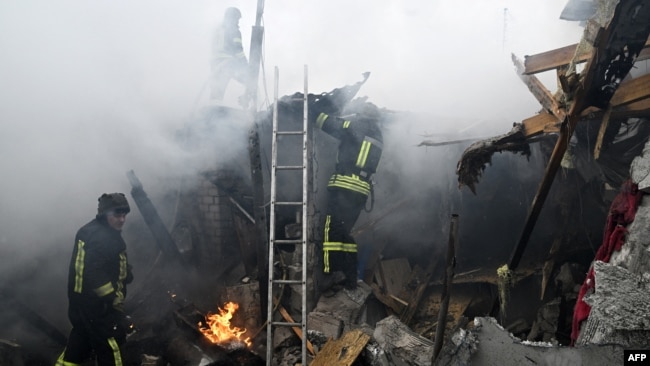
[308, 94, 338, 122]
[313, 94, 338, 116]
[119, 314, 136, 336]
[108, 313, 135, 343]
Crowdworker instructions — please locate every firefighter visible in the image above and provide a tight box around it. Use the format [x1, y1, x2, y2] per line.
[311, 104, 383, 294]
[210, 7, 249, 101]
[56, 193, 134, 366]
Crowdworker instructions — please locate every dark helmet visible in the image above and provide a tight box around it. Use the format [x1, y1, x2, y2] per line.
[224, 7, 242, 20]
[97, 193, 130, 217]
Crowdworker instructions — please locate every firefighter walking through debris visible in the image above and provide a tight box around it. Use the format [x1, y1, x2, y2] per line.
[310, 102, 384, 294]
[56, 193, 134, 366]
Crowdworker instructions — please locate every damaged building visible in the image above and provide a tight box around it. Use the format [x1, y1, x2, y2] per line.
[2, 0, 650, 365]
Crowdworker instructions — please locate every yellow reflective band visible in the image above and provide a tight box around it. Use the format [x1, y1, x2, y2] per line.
[233, 37, 242, 44]
[119, 253, 127, 281]
[324, 250, 330, 273]
[356, 140, 371, 168]
[316, 113, 328, 129]
[108, 337, 123, 366]
[324, 215, 331, 243]
[343, 120, 351, 128]
[73, 240, 86, 293]
[328, 174, 370, 195]
[215, 51, 245, 59]
[323, 242, 357, 252]
[94, 282, 115, 297]
[56, 350, 82, 366]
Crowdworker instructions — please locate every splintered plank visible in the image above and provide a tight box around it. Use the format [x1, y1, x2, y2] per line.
[523, 37, 650, 75]
[521, 73, 650, 140]
[521, 112, 561, 138]
[513, 54, 566, 121]
[272, 297, 316, 355]
[310, 329, 371, 366]
[524, 43, 589, 75]
[610, 73, 650, 107]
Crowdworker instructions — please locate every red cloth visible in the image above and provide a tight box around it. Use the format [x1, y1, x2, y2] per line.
[570, 180, 643, 345]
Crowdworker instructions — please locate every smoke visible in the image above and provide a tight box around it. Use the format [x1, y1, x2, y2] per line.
[0, 0, 583, 355]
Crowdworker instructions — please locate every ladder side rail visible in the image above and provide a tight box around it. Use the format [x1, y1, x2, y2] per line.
[266, 66, 280, 364]
[300, 65, 309, 365]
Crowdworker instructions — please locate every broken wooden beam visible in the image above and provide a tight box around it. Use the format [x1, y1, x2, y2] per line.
[523, 43, 592, 75]
[521, 111, 562, 138]
[593, 104, 614, 159]
[523, 37, 650, 75]
[127, 170, 185, 265]
[247, 125, 269, 321]
[609, 72, 650, 107]
[519, 72, 650, 140]
[507, 94, 585, 278]
[273, 297, 316, 355]
[433, 214, 459, 362]
[513, 54, 566, 122]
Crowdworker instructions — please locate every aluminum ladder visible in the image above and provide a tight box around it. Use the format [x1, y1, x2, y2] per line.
[266, 66, 310, 365]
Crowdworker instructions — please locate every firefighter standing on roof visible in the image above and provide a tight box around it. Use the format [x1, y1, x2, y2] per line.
[56, 193, 134, 366]
[311, 106, 383, 292]
[210, 7, 249, 101]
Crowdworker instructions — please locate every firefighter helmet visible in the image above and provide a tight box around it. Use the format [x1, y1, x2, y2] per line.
[97, 193, 130, 216]
[224, 7, 242, 20]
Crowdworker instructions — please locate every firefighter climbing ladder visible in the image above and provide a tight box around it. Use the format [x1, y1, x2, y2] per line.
[266, 65, 310, 365]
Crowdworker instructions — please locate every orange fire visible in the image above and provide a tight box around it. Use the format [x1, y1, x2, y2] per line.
[198, 301, 252, 347]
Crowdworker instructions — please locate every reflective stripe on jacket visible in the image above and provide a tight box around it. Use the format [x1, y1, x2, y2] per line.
[212, 22, 246, 61]
[68, 218, 130, 315]
[328, 173, 371, 196]
[316, 112, 383, 181]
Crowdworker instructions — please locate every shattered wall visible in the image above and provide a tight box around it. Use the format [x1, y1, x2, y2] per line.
[576, 138, 650, 348]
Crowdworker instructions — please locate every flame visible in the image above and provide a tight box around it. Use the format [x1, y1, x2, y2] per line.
[198, 301, 251, 347]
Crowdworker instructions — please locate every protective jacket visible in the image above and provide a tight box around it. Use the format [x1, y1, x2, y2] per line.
[314, 112, 383, 284]
[67, 218, 132, 322]
[316, 112, 383, 195]
[212, 20, 246, 64]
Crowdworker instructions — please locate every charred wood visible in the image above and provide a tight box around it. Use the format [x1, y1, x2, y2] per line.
[127, 170, 185, 265]
[432, 214, 458, 362]
[455, 123, 531, 193]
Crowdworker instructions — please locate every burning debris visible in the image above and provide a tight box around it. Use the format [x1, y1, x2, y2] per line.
[198, 302, 252, 348]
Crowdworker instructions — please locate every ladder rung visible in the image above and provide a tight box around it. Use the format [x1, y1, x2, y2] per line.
[271, 321, 302, 327]
[276, 130, 305, 136]
[276, 165, 304, 170]
[272, 279, 304, 285]
[274, 239, 303, 244]
[274, 201, 303, 206]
